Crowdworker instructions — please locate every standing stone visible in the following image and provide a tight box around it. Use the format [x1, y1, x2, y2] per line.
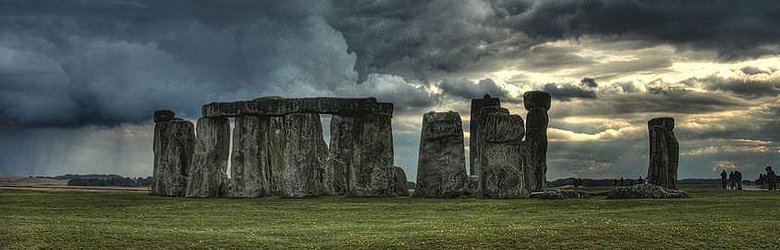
[348, 113, 396, 197]
[152, 118, 195, 197]
[415, 111, 468, 198]
[329, 115, 355, 195]
[230, 116, 271, 198]
[647, 117, 679, 189]
[267, 116, 286, 195]
[186, 117, 230, 198]
[478, 108, 528, 198]
[283, 113, 330, 198]
[393, 166, 410, 197]
[523, 91, 550, 192]
[469, 95, 501, 176]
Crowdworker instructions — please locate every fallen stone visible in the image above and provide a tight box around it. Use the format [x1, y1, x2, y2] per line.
[469, 95, 501, 175]
[478, 111, 528, 198]
[607, 183, 688, 199]
[647, 117, 679, 189]
[524, 108, 549, 192]
[152, 119, 195, 197]
[203, 97, 393, 117]
[283, 113, 330, 198]
[230, 116, 271, 198]
[522, 91, 551, 111]
[348, 113, 396, 197]
[465, 175, 481, 198]
[530, 189, 592, 199]
[393, 166, 410, 197]
[186, 117, 230, 198]
[415, 111, 468, 198]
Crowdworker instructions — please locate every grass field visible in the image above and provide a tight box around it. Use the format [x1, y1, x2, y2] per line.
[1, 187, 779, 249]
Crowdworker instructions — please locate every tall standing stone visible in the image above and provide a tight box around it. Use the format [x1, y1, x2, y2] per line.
[523, 91, 550, 192]
[329, 115, 355, 195]
[283, 113, 330, 198]
[186, 117, 230, 198]
[267, 116, 286, 195]
[470, 95, 501, 176]
[230, 116, 271, 198]
[647, 117, 679, 189]
[415, 111, 468, 198]
[348, 113, 396, 197]
[478, 108, 528, 198]
[152, 116, 194, 197]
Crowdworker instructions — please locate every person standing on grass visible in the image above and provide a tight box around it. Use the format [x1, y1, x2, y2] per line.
[734, 171, 743, 190]
[766, 166, 777, 191]
[720, 170, 728, 189]
[729, 171, 735, 190]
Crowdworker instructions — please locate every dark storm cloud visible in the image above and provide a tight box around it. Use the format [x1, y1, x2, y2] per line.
[438, 78, 510, 100]
[580, 78, 598, 88]
[0, 0, 366, 127]
[740, 66, 771, 76]
[542, 83, 597, 101]
[329, 0, 780, 81]
[682, 76, 780, 99]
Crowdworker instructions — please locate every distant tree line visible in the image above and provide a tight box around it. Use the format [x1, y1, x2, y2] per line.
[59, 174, 152, 187]
[548, 178, 755, 187]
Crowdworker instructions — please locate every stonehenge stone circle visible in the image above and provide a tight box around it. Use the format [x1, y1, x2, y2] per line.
[647, 117, 679, 189]
[283, 112, 331, 198]
[230, 116, 271, 198]
[186, 117, 230, 198]
[469, 95, 501, 176]
[152, 114, 195, 197]
[415, 111, 468, 198]
[347, 113, 396, 197]
[478, 108, 529, 198]
[523, 91, 550, 192]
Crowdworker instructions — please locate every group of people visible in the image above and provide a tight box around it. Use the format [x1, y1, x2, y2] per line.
[756, 166, 778, 191]
[720, 170, 743, 190]
[720, 166, 778, 191]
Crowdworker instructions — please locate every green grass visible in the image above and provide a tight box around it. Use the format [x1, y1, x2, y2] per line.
[1, 187, 779, 249]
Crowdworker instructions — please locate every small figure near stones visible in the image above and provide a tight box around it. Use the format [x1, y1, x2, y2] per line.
[729, 171, 736, 190]
[720, 170, 728, 190]
[766, 166, 777, 191]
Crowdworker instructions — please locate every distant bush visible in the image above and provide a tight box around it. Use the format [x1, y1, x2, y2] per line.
[65, 174, 152, 187]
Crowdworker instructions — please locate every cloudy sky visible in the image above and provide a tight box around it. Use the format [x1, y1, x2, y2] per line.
[2, 0, 780, 181]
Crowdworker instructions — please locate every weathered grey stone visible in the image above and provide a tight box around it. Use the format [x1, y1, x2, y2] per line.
[478, 111, 528, 198]
[186, 117, 230, 198]
[415, 111, 468, 198]
[472, 106, 510, 178]
[522, 91, 551, 111]
[607, 183, 687, 199]
[152, 119, 194, 197]
[524, 108, 548, 192]
[283, 113, 330, 198]
[329, 115, 355, 195]
[267, 116, 286, 195]
[647, 117, 679, 189]
[393, 166, 410, 197]
[469, 95, 501, 176]
[230, 116, 271, 198]
[348, 113, 396, 197]
[465, 175, 481, 198]
[203, 97, 393, 117]
[154, 110, 176, 123]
